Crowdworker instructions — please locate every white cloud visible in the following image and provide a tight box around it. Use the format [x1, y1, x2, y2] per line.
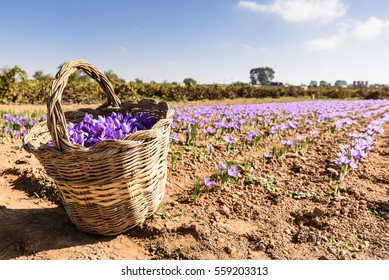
[306, 22, 348, 51]
[306, 16, 389, 51]
[242, 44, 252, 49]
[306, 35, 343, 51]
[351, 16, 389, 40]
[168, 60, 179, 65]
[238, 0, 347, 23]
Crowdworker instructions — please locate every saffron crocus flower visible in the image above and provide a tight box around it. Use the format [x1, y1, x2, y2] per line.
[297, 135, 306, 141]
[281, 139, 295, 147]
[207, 144, 214, 152]
[227, 166, 240, 177]
[339, 144, 350, 151]
[204, 177, 215, 188]
[170, 133, 180, 142]
[245, 131, 259, 141]
[349, 160, 358, 169]
[204, 127, 216, 135]
[334, 152, 351, 165]
[217, 162, 226, 171]
[224, 135, 235, 144]
[264, 151, 272, 159]
[306, 119, 314, 125]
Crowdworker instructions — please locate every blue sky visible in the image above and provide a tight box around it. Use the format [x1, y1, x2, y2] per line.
[1, 0, 389, 85]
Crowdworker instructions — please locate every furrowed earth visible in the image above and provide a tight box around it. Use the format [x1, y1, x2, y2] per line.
[0, 100, 388, 260]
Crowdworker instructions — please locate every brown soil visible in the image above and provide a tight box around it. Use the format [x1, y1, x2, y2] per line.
[0, 106, 388, 260]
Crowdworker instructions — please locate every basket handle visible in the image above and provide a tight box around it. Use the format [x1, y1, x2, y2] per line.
[47, 59, 122, 150]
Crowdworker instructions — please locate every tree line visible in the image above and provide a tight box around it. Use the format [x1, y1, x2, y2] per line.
[0, 65, 388, 104]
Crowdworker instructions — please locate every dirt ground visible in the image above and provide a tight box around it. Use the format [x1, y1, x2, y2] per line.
[0, 105, 388, 260]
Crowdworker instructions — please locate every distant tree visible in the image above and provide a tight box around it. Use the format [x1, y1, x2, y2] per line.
[320, 80, 329, 87]
[334, 80, 347, 87]
[183, 77, 197, 86]
[309, 80, 318, 87]
[249, 67, 274, 85]
[0, 66, 28, 101]
[104, 70, 125, 83]
[0, 66, 27, 87]
[134, 78, 143, 84]
[32, 70, 53, 81]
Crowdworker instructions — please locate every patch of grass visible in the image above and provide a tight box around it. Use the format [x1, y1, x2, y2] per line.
[371, 207, 389, 220]
[260, 177, 279, 193]
[286, 189, 315, 200]
[327, 184, 340, 202]
[321, 236, 359, 252]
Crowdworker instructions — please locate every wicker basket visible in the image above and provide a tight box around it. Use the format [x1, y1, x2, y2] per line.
[23, 60, 173, 236]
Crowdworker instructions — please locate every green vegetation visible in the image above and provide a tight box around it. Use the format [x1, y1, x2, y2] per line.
[1, 65, 389, 105]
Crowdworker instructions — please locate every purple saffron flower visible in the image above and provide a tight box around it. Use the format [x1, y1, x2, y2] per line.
[204, 177, 215, 188]
[306, 119, 314, 125]
[359, 150, 368, 159]
[3, 114, 11, 123]
[18, 117, 26, 127]
[207, 144, 214, 152]
[83, 113, 94, 124]
[170, 133, 180, 142]
[139, 113, 157, 128]
[281, 139, 295, 147]
[224, 135, 235, 144]
[227, 166, 240, 177]
[246, 131, 259, 141]
[4, 127, 11, 133]
[350, 148, 363, 161]
[204, 127, 216, 135]
[121, 122, 131, 134]
[335, 152, 351, 165]
[349, 160, 358, 169]
[297, 135, 306, 141]
[339, 144, 350, 151]
[280, 123, 289, 131]
[264, 151, 272, 159]
[288, 121, 299, 129]
[217, 162, 226, 171]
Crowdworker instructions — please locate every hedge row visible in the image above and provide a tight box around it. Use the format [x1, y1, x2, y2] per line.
[1, 80, 389, 104]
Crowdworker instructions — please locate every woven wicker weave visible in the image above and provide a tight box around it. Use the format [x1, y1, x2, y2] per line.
[23, 60, 173, 235]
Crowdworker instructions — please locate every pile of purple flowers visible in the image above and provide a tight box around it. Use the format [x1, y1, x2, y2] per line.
[52, 112, 157, 148]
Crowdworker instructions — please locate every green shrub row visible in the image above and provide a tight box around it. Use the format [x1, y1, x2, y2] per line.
[1, 79, 389, 104]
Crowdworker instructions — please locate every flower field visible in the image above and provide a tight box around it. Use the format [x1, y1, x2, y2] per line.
[0, 98, 388, 260]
